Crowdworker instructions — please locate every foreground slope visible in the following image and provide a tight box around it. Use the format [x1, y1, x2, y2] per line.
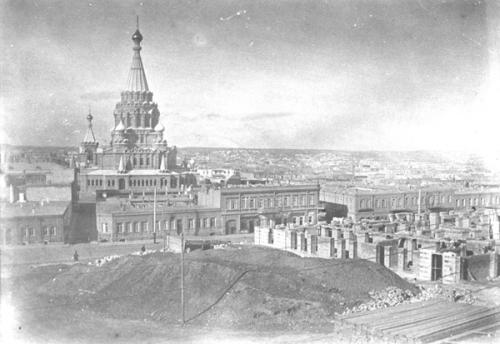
[31, 245, 416, 330]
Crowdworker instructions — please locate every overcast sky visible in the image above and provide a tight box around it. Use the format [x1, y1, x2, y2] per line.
[1, 0, 500, 153]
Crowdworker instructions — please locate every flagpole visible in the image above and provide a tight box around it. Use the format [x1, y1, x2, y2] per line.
[153, 187, 157, 244]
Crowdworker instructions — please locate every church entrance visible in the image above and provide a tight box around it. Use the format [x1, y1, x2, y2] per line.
[118, 178, 125, 190]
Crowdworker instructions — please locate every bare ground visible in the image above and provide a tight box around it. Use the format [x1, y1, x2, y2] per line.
[2, 245, 417, 343]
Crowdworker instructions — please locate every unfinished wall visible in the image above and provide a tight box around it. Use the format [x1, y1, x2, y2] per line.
[464, 254, 492, 281]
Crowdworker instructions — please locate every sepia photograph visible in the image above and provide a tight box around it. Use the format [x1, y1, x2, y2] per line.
[1, 0, 500, 343]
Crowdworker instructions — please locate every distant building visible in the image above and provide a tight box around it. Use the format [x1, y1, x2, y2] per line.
[196, 168, 266, 186]
[0, 144, 74, 166]
[2, 170, 48, 186]
[197, 168, 237, 182]
[321, 186, 500, 221]
[0, 201, 71, 245]
[198, 184, 320, 234]
[0, 164, 76, 204]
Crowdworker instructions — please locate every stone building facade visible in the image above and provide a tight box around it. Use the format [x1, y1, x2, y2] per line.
[198, 184, 320, 234]
[96, 197, 221, 241]
[321, 186, 500, 221]
[0, 201, 71, 245]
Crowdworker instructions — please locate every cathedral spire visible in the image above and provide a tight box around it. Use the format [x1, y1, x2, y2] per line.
[126, 17, 149, 92]
[83, 107, 97, 143]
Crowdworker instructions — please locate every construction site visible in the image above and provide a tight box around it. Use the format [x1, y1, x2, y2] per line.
[1, 237, 499, 343]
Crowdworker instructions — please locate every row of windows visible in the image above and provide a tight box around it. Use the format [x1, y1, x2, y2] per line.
[455, 197, 500, 207]
[87, 177, 182, 189]
[360, 195, 454, 210]
[359, 195, 500, 210]
[88, 179, 111, 187]
[111, 217, 218, 234]
[292, 215, 314, 225]
[227, 194, 316, 210]
[129, 178, 178, 188]
[115, 221, 148, 234]
[12, 226, 58, 238]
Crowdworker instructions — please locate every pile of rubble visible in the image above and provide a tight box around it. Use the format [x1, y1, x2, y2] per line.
[414, 284, 476, 304]
[214, 243, 229, 250]
[131, 249, 157, 256]
[92, 248, 162, 267]
[342, 284, 476, 315]
[93, 255, 121, 267]
[342, 287, 414, 314]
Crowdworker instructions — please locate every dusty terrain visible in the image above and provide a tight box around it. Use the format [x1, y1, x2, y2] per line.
[3, 245, 417, 343]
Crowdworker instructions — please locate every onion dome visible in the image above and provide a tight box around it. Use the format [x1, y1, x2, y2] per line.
[132, 29, 143, 44]
[154, 122, 165, 132]
[83, 110, 97, 143]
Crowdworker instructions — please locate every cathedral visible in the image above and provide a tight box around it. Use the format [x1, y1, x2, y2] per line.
[78, 24, 196, 200]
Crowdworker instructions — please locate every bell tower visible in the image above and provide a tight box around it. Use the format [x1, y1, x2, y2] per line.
[80, 108, 99, 166]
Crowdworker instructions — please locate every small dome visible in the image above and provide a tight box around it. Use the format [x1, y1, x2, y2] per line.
[154, 123, 165, 132]
[132, 29, 143, 43]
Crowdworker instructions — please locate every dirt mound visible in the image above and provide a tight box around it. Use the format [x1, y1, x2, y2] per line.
[37, 245, 417, 330]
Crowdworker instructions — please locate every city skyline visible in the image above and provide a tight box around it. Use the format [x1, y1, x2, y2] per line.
[2, 0, 500, 152]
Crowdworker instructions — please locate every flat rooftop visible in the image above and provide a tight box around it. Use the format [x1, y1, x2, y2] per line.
[0, 201, 70, 219]
[220, 183, 320, 194]
[321, 185, 500, 195]
[97, 197, 219, 214]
